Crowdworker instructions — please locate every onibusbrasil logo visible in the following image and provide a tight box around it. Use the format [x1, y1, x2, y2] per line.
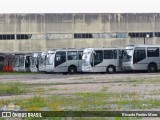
[2, 102, 20, 111]
[1, 102, 43, 118]
[1, 102, 20, 118]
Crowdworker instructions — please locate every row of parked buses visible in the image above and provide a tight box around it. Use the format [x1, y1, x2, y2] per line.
[0, 44, 160, 74]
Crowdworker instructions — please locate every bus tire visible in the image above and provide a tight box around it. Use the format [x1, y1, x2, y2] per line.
[147, 63, 157, 73]
[68, 66, 77, 74]
[107, 65, 116, 74]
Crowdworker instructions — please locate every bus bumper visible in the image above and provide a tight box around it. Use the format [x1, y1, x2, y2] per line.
[82, 66, 93, 72]
[122, 62, 133, 71]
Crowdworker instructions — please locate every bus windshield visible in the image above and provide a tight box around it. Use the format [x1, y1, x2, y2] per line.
[82, 51, 92, 67]
[30, 57, 37, 68]
[46, 53, 55, 65]
[39, 56, 46, 66]
[9, 58, 14, 66]
[14, 57, 19, 67]
[123, 49, 133, 62]
[19, 57, 25, 66]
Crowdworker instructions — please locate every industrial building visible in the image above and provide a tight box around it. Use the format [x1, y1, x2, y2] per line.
[0, 13, 160, 52]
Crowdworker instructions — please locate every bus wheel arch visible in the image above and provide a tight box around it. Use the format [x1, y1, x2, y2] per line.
[107, 65, 116, 74]
[68, 65, 77, 74]
[147, 62, 157, 73]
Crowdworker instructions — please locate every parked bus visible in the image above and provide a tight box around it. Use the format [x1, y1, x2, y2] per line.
[38, 52, 47, 72]
[30, 52, 41, 72]
[3, 54, 14, 72]
[82, 48, 124, 73]
[122, 45, 160, 72]
[13, 53, 25, 72]
[0, 54, 5, 71]
[19, 53, 31, 72]
[45, 48, 83, 74]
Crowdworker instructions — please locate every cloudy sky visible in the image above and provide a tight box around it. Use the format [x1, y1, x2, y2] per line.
[0, 0, 160, 13]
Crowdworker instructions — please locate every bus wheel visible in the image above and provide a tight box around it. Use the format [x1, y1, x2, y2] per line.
[107, 65, 116, 74]
[147, 63, 157, 73]
[68, 66, 77, 74]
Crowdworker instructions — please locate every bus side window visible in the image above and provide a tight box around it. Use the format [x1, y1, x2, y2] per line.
[78, 51, 83, 60]
[113, 50, 117, 59]
[94, 50, 103, 66]
[25, 57, 30, 67]
[147, 47, 159, 57]
[67, 51, 78, 60]
[119, 50, 124, 59]
[55, 51, 66, 67]
[133, 49, 146, 64]
[104, 50, 113, 59]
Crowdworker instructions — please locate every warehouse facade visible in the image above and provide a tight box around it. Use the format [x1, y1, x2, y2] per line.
[0, 13, 160, 52]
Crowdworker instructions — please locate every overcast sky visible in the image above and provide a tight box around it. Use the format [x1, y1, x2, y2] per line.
[0, 0, 160, 13]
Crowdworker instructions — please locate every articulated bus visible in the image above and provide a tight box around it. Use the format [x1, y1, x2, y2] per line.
[38, 52, 47, 72]
[45, 49, 83, 74]
[82, 48, 124, 73]
[122, 45, 160, 72]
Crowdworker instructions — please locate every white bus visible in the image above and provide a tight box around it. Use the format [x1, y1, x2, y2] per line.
[122, 45, 160, 72]
[13, 53, 23, 72]
[19, 54, 31, 72]
[30, 52, 41, 72]
[82, 48, 124, 73]
[45, 49, 83, 74]
[38, 52, 47, 72]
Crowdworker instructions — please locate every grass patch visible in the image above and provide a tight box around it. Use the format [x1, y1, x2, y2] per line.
[73, 77, 94, 80]
[8, 95, 61, 111]
[101, 86, 109, 91]
[30, 87, 45, 94]
[0, 71, 40, 75]
[1, 91, 160, 112]
[0, 82, 27, 95]
[48, 87, 59, 91]
[125, 77, 160, 84]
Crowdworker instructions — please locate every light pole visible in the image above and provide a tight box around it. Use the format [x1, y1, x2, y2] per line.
[144, 34, 149, 44]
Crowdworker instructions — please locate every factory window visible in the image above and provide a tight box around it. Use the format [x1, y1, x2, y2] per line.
[110, 33, 117, 38]
[17, 34, 30, 40]
[0, 34, 15, 40]
[74, 33, 99, 39]
[155, 32, 160, 37]
[116, 33, 128, 38]
[129, 32, 153, 38]
[74, 33, 92, 38]
[100, 33, 111, 38]
[101, 33, 128, 38]
[28, 34, 44, 40]
[46, 33, 73, 40]
[0, 34, 44, 40]
[92, 33, 100, 38]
